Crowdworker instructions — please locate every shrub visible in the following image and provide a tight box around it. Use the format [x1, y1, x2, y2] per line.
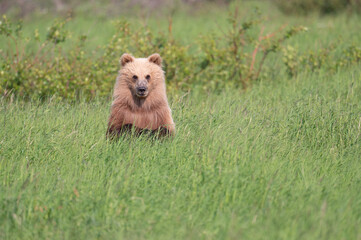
[282, 43, 361, 77]
[273, 0, 361, 15]
[0, 11, 305, 100]
[196, 8, 306, 90]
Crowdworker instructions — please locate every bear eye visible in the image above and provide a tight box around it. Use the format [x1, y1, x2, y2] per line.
[132, 75, 138, 80]
[145, 75, 151, 81]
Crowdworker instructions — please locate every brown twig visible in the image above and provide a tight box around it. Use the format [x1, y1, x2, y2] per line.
[261, 24, 287, 41]
[250, 24, 289, 81]
[168, 16, 172, 36]
[249, 26, 264, 74]
[26, 42, 50, 70]
[8, 34, 20, 65]
[254, 50, 270, 80]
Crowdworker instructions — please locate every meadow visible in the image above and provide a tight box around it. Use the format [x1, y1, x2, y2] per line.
[1, 1, 361, 239]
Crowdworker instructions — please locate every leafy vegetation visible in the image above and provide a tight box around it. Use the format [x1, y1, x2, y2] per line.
[2, 2, 361, 99]
[273, 0, 361, 15]
[1, 1, 361, 239]
[1, 10, 306, 99]
[282, 43, 361, 77]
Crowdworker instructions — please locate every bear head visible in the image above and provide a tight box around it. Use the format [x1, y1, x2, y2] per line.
[119, 53, 164, 99]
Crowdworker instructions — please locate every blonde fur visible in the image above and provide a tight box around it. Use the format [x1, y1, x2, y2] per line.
[107, 54, 175, 138]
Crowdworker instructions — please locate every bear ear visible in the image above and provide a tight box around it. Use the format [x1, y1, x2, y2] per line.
[148, 53, 162, 66]
[120, 53, 134, 66]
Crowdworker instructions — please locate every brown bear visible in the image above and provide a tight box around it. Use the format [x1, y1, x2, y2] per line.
[106, 53, 175, 138]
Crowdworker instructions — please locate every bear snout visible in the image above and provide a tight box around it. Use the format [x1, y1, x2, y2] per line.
[136, 86, 148, 97]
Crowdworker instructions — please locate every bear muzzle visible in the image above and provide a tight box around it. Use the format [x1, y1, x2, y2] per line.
[136, 86, 148, 98]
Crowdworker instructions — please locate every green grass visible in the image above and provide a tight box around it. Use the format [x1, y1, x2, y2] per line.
[1, 65, 361, 239]
[1, 1, 361, 239]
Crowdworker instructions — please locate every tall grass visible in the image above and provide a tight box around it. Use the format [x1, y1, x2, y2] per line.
[1, 65, 361, 239]
[1, 2, 361, 239]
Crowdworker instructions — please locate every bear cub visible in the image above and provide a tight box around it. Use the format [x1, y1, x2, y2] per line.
[107, 53, 175, 138]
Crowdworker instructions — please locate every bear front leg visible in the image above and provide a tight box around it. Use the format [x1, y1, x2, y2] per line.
[160, 111, 175, 136]
[153, 126, 174, 137]
[106, 111, 126, 140]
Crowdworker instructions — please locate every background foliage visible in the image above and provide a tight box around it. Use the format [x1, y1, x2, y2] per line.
[273, 0, 361, 15]
[0, 8, 307, 99]
[1, 1, 361, 240]
[2, 0, 361, 17]
[1, 0, 361, 100]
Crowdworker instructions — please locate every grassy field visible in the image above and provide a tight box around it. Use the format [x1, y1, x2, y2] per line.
[1, 66, 361, 239]
[1, 1, 361, 239]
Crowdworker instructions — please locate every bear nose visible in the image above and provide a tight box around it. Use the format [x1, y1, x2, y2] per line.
[137, 86, 147, 93]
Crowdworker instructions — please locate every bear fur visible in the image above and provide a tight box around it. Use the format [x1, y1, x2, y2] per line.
[107, 53, 175, 138]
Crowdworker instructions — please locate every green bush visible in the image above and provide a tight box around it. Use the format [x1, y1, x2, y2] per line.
[0, 11, 306, 100]
[273, 0, 361, 15]
[0, 16, 193, 99]
[282, 43, 361, 77]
